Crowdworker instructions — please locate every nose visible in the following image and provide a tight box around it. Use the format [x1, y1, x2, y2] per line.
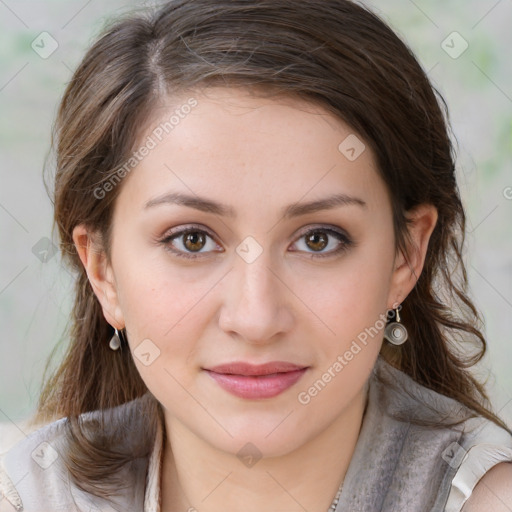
[218, 250, 294, 345]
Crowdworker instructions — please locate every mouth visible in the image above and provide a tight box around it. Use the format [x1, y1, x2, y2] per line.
[203, 361, 309, 399]
[205, 361, 308, 376]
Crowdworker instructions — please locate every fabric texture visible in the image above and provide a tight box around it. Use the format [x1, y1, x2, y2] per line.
[1, 356, 511, 512]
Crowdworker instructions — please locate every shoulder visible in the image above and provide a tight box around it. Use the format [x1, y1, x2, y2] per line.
[461, 462, 512, 511]
[440, 405, 512, 512]
[0, 394, 155, 512]
[372, 358, 512, 511]
[0, 416, 69, 511]
[446, 426, 512, 511]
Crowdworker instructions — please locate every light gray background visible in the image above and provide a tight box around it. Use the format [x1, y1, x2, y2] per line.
[1, 0, 511, 445]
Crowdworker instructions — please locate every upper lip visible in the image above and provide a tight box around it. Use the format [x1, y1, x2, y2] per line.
[205, 361, 308, 376]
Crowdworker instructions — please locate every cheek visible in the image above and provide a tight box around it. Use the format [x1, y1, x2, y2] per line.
[111, 250, 183, 361]
[295, 239, 394, 341]
[117, 260, 207, 396]
[114, 251, 223, 379]
[121, 279, 207, 352]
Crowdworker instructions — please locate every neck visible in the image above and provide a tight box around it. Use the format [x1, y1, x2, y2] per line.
[160, 387, 368, 512]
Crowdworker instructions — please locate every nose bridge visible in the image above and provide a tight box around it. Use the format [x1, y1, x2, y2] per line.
[239, 250, 275, 302]
[219, 241, 291, 342]
[236, 242, 279, 314]
[235, 234, 277, 298]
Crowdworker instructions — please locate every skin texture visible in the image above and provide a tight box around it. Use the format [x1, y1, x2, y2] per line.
[73, 87, 439, 512]
[461, 462, 512, 511]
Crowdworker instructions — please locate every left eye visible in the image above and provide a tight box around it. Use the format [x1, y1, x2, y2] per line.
[290, 227, 353, 258]
[159, 225, 353, 260]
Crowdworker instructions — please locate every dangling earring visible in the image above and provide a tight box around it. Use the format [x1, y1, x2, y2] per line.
[109, 327, 123, 351]
[384, 307, 408, 345]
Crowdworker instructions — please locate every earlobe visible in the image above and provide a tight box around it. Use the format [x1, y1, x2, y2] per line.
[72, 224, 125, 329]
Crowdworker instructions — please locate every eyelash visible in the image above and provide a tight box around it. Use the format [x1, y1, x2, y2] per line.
[158, 224, 354, 260]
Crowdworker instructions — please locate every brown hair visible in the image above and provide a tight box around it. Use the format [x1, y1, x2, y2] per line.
[32, 0, 510, 500]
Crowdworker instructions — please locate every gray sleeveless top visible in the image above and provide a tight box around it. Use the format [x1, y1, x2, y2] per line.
[1, 356, 512, 511]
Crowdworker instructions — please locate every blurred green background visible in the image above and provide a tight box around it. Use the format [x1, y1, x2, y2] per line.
[1, 0, 511, 445]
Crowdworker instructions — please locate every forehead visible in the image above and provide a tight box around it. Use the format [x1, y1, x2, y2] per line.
[115, 86, 388, 217]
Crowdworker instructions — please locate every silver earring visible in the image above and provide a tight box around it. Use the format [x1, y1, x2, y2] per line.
[109, 328, 123, 351]
[384, 307, 408, 345]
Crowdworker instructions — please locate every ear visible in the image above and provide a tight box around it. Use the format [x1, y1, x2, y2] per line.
[72, 224, 125, 329]
[387, 203, 438, 308]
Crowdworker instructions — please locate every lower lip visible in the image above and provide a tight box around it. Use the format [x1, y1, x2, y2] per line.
[204, 368, 308, 399]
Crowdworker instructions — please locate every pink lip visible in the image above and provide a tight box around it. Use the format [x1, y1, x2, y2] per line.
[207, 361, 306, 376]
[204, 361, 309, 399]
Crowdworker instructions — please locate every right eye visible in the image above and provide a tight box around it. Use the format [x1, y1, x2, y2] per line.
[158, 225, 222, 260]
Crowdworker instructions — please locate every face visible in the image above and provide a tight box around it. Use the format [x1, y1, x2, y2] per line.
[80, 87, 427, 457]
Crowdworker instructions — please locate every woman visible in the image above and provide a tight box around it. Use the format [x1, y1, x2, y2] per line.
[1, 1, 511, 511]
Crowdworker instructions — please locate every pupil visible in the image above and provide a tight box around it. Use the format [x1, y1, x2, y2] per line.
[307, 232, 327, 251]
[185, 232, 204, 251]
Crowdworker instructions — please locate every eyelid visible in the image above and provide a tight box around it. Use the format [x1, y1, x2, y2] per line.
[294, 223, 349, 238]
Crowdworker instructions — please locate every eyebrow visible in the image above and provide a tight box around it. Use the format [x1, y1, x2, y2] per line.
[144, 192, 367, 219]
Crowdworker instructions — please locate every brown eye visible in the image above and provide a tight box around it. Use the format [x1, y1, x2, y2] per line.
[182, 231, 207, 252]
[159, 226, 220, 260]
[291, 226, 354, 258]
[305, 231, 329, 252]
